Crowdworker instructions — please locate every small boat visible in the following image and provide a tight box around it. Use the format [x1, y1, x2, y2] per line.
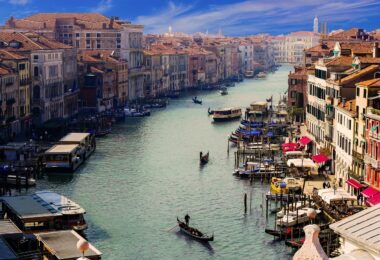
[177, 217, 214, 242]
[219, 87, 228, 95]
[192, 97, 202, 105]
[257, 72, 266, 79]
[276, 208, 321, 227]
[244, 70, 254, 78]
[200, 151, 209, 164]
[270, 177, 304, 195]
[95, 127, 112, 137]
[212, 108, 242, 122]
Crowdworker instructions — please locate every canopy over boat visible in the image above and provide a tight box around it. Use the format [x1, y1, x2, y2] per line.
[317, 188, 357, 204]
[287, 158, 317, 168]
[237, 129, 263, 136]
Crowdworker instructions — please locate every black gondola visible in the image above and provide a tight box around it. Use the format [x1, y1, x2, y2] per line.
[177, 217, 214, 242]
[200, 152, 209, 164]
[192, 97, 202, 105]
[207, 108, 214, 115]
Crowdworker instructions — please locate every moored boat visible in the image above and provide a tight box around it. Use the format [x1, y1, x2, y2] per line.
[219, 87, 228, 95]
[212, 107, 242, 122]
[177, 217, 214, 242]
[257, 72, 266, 79]
[192, 97, 202, 105]
[200, 152, 209, 164]
[244, 70, 254, 78]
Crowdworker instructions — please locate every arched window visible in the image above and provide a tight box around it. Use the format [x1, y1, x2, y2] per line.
[34, 66, 39, 77]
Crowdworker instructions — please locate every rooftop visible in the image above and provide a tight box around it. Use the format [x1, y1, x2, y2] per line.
[0, 220, 22, 235]
[0, 237, 17, 260]
[325, 56, 353, 67]
[45, 144, 79, 154]
[330, 204, 380, 255]
[337, 99, 356, 116]
[357, 78, 380, 88]
[34, 191, 85, 215]
[36, 230, 102, 259]
[339, 65, 379, 85]
[60, 133, 90, 143]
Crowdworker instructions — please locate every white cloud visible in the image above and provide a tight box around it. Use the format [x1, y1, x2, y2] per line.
[91, 0, 112, 13]
[134, 0, 380, 35]
[9, 0, 30, 4]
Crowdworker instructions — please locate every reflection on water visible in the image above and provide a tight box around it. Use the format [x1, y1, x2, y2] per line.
[17, 65, 293, 259]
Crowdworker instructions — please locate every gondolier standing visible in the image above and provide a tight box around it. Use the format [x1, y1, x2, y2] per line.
[184, 214, 190, 226]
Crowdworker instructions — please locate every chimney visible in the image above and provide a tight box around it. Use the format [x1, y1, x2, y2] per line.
[110, 17, 114, 29]
[342, 97, 346, 106]
[373, 42, 379, 58]
[349, 101, 352, 111]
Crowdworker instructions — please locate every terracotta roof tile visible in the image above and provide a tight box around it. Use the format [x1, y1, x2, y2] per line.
[325, 56, 353, 67]
[340, 65, 379, 85]
[338, 99, 356, 116]
[357, 77, 380, 88]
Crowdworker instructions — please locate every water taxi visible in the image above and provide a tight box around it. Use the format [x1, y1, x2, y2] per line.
[270, 177, 304, 194]
[244, 70, 254, 78]
[212, 107, 242, 122]
[219, 87, 228, 95]
[0, 191, 87, 232]
[257, 72, 266, 79]
[59, 132, 96, 160]
[44, 144, 83, 172]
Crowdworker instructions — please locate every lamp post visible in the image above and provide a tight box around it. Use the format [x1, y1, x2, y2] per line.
[76, 239, 90, 260]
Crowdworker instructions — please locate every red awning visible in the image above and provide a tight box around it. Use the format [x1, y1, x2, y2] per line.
[346, 178, 364, 189]
[367, 192, 380, 206]
[282, 142, 297, 148]
[361, 186, 380, 198]
[312, 154, 330, 163]
[299, 136, 312, 145]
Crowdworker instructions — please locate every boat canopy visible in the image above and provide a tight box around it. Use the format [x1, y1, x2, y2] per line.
[237, 129, 263, 136]
[286, 158, 317, 168]
[361, 186, 380, 198]
[317, 188, 357, 204]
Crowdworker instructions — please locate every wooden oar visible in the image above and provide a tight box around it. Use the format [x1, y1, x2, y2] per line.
[162, 224, 178, 232]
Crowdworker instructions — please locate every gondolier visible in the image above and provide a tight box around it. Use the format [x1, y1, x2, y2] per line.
[185, 214, 190, 226]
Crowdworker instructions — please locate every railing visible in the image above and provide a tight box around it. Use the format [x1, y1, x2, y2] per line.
[348, 170, 364, 182]
[353, 150, 364, 161]
[364, 154, 380, 169]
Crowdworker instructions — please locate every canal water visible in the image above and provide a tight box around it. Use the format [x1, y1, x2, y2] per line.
[21, 65, 293, 259]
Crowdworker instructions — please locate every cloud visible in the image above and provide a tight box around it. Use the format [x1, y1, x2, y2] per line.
[9, 0, 30, 4]
[91, 0, 112, 13]
[134, 0, 380, 35]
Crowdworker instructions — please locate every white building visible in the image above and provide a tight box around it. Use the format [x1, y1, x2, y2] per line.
[334, 99, 355, 189]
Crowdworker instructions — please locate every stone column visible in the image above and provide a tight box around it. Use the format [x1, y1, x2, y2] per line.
[293, 224, 329, 260]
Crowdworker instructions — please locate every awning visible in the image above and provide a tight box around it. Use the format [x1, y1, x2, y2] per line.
[346, 178, 364, 189]
[312, 153, 330, 163]
[282, 142, 297, 148]
[367, 192, 380, 206]
[361, 186, 380, 198]
[299, 136, 312, 145]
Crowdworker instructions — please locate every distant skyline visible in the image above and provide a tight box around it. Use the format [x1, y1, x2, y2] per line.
[0, 0, 380, 36]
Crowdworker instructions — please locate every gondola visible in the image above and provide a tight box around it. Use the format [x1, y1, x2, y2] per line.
[207, 108, 214, 115]
[200, 152, 209, 164]
[177, 217, 214, 242]
[192, 97, 202, 105]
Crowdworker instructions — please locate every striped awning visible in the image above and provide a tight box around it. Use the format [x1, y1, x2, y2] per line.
[346, 178, 363, 189]
[362, 187, 380, 198]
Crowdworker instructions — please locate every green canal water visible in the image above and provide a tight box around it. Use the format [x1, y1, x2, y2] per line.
[21, 65, 293, 259]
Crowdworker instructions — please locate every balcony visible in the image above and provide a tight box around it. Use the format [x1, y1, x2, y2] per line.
[353, 150, 364, 161]
[348, 169, 364, 182]
[364, 154, 380, 169]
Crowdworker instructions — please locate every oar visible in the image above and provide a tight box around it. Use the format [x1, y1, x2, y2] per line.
[162, 224, 178, 232]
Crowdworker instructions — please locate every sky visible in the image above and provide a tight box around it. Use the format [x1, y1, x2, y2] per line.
[0, 0, 380, 36]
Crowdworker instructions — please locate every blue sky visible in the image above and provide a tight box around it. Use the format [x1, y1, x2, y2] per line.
[0, 0, 380, 35]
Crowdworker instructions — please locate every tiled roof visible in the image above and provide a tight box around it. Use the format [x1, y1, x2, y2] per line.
[90, 66, 104, 74]
[79, 50, 120, 63]
[337, 99, 356, 116]
[357, 77, 380, 88]
[0, 50, 26, 60]
[0, 64, 14, 76]
[340, 42, 373, 54]
[340, 65, 379, 85]
[305, 42, 335, 53]
[0, 32, 72, 51]
[325, 56, 353, 67]
[4, 13, 124, 30]
[358, 57, 380, 64]
[330, 204, 380, 254]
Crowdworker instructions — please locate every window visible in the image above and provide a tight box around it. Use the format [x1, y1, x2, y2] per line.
[34, 66, 39, 77]
[97, 33, 101, 38]
[18, 63, 26, 70]
[48, 65, 58, 78]
[76, 40, 80, 47]
[348, 120, 351, 130]
[86, 33, 91, 38]
[364, 89, 367, 98]
[76, 33, 80, 37]
[357, 88, 360, 96]
[33, 55, 38, 60]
